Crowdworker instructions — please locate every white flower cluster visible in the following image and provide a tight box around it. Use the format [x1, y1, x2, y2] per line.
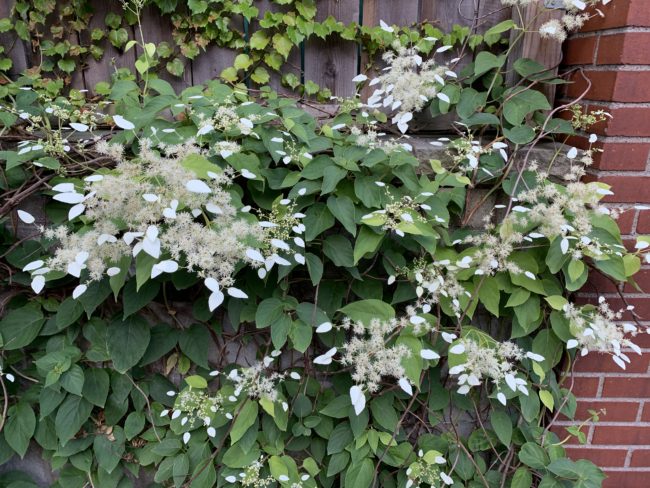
[222, 456, 312, 486]
[406, 449, 452, 488]
[313, 316, 414, 415]
[20, 130, 306, 311]
[563, 298, 641, 369]
[409, 258, 471, 319]
[448, 338, 544, 405]
[161, 389, 223, 441]
[354, 42, 455, 133]
[225, 359, 286, 402]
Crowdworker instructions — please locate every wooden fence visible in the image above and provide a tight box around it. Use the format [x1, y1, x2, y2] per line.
[1, 0, 561, 98]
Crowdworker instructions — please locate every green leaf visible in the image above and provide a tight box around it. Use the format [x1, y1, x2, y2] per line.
[55, 395, 93, 446]
[511, 467, 533, 488]
[327, 422, 353, 454]
[185, 375, 208, 389]
[289, 320, 312, 353]
[0, 304, 44, 350]
[230, 400, 258, 443]
[55, 297, 84, 330]
[484, 19, 516, 45]
[304, 203, 335, 241]
[504, 125, 535, 144]
[250, 31, 270, 50]
[518, 442, 549, 469]
[478, 276, 500, 316]
[181, 153, 222, 179]
[179, 324, 210, 369]
[344, 457, 373, 488]
[339, 300, 395, 324]
[327, 195, 356, 235]
[272, 33, 293, 59]
[234, 53, 253, 70]
[489, 410, 512, 446]
[353, 227, 384, 264]
[503, 88, 551, 125]
[474, 51, 506, 76]
[124, 411, 145, 440]
[94, 425, 126, 474]
[123, 279, 160, 318]
[540, 390, 555, 411]
[4, 402, 36, 458]
[323, 235, 354, 267]
[82, 368, 110, 407]
[305, 253, 323, 286]
[107, 315, 151, 373]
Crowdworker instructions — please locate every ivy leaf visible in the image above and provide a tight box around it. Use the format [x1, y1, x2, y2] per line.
[107, 315, 151, 373]
[272, 34, 293, 59]
[250, 31, 270, 50]
[234, 54, 253, 70]
[251, 66, 270, 84]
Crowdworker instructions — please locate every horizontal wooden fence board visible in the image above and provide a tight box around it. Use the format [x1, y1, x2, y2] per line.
[1, 0, 561, 103]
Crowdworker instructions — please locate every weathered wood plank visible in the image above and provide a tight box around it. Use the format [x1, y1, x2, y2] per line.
[363, 0, 420, 27]
[79, 2, 137, 93]
[506, 2, 564, 101]
[136, 5, 192, 93]
[0, 0, 30, 77]
[303, 0, 359, 98]
[420, 0, 476, 29]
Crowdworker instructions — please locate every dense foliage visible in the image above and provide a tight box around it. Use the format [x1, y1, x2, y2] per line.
[0, 1, 644, 487]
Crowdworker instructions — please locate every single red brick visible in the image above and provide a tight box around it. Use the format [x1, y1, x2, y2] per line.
[637, 212, 650, 234]
[565, 447, 628, 467]
[597, 32, 650, 65]
[592, 425, 650, 444]
[596, 142, 650, 171]
[603, 471, 650, 488]
[576, 400, 640, 422]
[630, 449, 650, 467]
[606, 107, 650, 137]
[614, 72, 650, 103]
[602, 377, 650, 398]
[564, 70, 617, 101]
[571, 377, 602, 397]
[575, 353, 650, 374]
[564, 36, 598, 65]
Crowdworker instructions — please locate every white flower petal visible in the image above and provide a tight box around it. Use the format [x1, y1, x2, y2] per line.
[113, 115, 135, 130]
[186, 179, 211, 194]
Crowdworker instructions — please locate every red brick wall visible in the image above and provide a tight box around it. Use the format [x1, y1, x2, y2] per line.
[559, 1, 650, 485]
